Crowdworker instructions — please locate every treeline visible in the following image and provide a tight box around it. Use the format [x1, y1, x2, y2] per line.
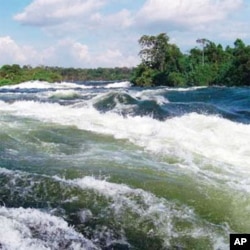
[131, 33, 250, 87]
[0, 65, 133, 86]
[0, 65, 62, 86]
[1, 33, 249, 87]
[57, 67, 132, 82]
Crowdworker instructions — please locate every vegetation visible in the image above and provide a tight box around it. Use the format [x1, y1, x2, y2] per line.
[0, 33, 249, 87]
[0, 65, 62, 86]
[0, 65, 133, 86]
[131, 33, 250, 87]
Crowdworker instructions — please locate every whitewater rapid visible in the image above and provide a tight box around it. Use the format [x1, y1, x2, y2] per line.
[1, 80, 250, 249]
[0, 96, 249, 191]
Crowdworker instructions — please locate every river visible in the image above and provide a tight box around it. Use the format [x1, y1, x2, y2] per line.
[0, 81, 250, 249]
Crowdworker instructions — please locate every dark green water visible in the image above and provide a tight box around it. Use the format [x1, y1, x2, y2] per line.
[0, 81, 250, 249]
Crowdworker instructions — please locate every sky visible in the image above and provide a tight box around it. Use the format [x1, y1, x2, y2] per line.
[0, 0, 250, 68]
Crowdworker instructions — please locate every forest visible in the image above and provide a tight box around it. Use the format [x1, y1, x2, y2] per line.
[0, 33, 249, 87]
[131, 33, 250, 87]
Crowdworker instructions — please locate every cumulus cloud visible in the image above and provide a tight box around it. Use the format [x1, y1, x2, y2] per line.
[0, 36, 42, 65]
[11, 0, 138, 67]
[136, 0, 244, 30]
[72, 42, 89, 60]
[13, 0, 134, 40]
[104, 9, 133, 28]
[93, 49, 138, 67]
[0, 36, 77, 66]
[0, 36, 137, 68]
[56, 39, 91, 64]
[68, 40, 138, 67]
[14, 0, 105, 26]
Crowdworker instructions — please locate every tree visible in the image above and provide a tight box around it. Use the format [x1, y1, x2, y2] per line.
[138, 33, 170, 72]
[134, 33, 185, 86]
[223, 39, 250, 86]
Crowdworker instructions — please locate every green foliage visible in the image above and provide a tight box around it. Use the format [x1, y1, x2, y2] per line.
[168, 72, 186, 87]
[132, 33, 250, 87]
[188, 64, 217, 86]
[0, 64, 23, 85]
[0, 78, 12, 86]
[134, 33, 186, 87]
[138, 33, 170, 72]
[130, 64, 155, 87]
[59, 67, 133, 82]
[31, 67, 62, 82]
[224, 42, 250, 86]
[0, 65, 133, 86]
[0, 65, 63, 85]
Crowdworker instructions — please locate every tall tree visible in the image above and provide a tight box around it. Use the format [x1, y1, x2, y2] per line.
[138, 33, 170, 72]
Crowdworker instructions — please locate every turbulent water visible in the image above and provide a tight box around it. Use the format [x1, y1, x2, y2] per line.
[0, 80, 250, 250]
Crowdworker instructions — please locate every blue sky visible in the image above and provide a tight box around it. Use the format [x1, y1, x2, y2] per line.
[0, 0, 250, 68]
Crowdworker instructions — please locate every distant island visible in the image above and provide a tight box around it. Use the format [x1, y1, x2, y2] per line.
[1, 33, 250, 87]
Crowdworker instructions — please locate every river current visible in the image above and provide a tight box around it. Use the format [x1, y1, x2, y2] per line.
[0, 81, 250, 249]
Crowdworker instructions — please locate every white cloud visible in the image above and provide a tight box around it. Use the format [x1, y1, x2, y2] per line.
[83, 9, 133, 32]
[11, 0, 138, 68]
[136, 0, 244, 30]
[57, 39, 91, 64]
[14, 0, 105, 26]
[13, 0, 134, 42]
[68, 38, 138, 67]
[71, 42, 89, 60]
[0, 36, 42, 65]
[95, 49, 123, 67]
[67, 41, 138, 68]
[0, 36, 137, 68]
[105, 9, 133, 28]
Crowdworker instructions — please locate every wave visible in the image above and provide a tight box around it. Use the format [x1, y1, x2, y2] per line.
[2, 100, 250, 167]
[167, 86, 208, 91]
[0, 81, 74, 90]
[56, 175, 228, 249]
[1, 100, 250, 191]
[104, 81, 131, 88]
[91, 91, 168, 120]
[0, 206, 99, 250]
[0, 80, 131, 91]
[0, 166, 229, 249]
[1, 82, 250, 249]
[1, 83, 249, 123]
[48, 90, 81, 100]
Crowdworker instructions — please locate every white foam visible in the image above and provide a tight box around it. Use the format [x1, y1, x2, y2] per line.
[48, 89, 80, 99]
[2, 99, 250, 190]
[104, 81, 131, 89]
[9, 101, 249, 166]
[0, 81, 131, 91]
[131, 88, 169, 104]
[0, 206, 99, 250]
[54, 175, 228, 249]
[167, 86, 207, 91]
[0, 81, 56, 90]
[0, 81, 91, 90]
